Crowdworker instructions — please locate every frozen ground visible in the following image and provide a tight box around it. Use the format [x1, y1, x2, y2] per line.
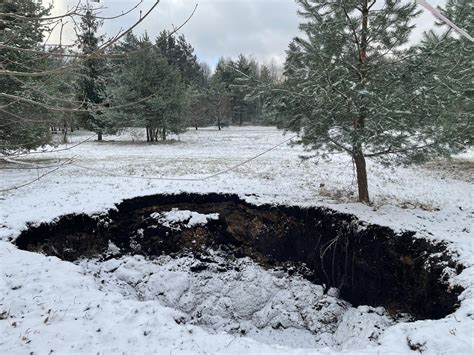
[0, 126, 473, 354]
[150, 209, 220, 230]
[80, 252, 394, 350]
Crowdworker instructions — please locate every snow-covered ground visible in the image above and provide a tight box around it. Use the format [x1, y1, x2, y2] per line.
[80, 252, 394, 350]
[150, 209, 220, 230]
[0, 127, 473, 354]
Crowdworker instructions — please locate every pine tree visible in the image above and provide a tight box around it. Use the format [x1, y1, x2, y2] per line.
[36, 46, 79, 143]
[273, 0, 470, 202]
[234, 55, 251, 125]
[108, 34, 187, 141]
[212, 57, 237, 126]
[257, 64, 279, 124]
[232, 54, 261, 125]
[417, 0, 473, 148]
[76, 7, 109, 141]
[213, 55, 263, 126]
[155, 31, 203, 87]
[0, 0, 52, 151]
[188, 63, 213, 130]
[207, 80, 232, 130]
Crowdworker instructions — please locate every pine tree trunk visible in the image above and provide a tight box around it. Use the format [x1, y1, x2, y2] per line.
[218, 118, 221, 131]
[98, 132, 103, 141]
[352, 0, 370, 203]
[161, 127, 166, 141]
[62, 122, 68, 144]
[353, 150, 369, 203]
[146, 127, 150, 142]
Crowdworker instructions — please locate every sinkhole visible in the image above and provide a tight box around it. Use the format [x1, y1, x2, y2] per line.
[14, 193, 464, 349]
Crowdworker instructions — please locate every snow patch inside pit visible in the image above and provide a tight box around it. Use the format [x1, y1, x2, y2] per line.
[79, 251, 396, 350]
[150, 209, 220, 231]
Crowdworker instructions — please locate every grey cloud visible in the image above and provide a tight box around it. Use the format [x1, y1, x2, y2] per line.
[55, 0, 300, 66]
[179, 1, 300, 65]
[54, 0, 447, 67]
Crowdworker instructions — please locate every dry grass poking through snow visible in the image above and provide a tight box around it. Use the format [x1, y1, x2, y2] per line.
[423, 158, 474, 184]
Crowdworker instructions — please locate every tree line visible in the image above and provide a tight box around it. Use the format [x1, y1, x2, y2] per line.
[0, 2, 280, 149]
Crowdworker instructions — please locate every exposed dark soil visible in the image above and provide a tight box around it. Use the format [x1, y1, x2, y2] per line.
[15, 193, 464, 320]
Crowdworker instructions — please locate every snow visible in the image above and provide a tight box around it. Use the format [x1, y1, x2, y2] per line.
[150, 209, 219, 231]
[0, 126, 473, 354]
[79, 252, 394, 350]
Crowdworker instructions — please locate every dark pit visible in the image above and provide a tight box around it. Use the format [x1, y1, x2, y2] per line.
[15, 193, 463, 320]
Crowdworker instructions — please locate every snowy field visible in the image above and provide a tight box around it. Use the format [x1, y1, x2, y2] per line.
[0, 126, 473, 354]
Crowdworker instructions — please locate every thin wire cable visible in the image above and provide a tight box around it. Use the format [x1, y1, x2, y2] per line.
[1, 157, 67, 169]
[0, 134, 297, 193]
[71, 134, 297, 181]
[0, 158, 74, 193]
[5, 134, 97, 158]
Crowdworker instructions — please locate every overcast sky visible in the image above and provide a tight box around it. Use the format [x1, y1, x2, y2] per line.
[51, 0, 446, 68]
